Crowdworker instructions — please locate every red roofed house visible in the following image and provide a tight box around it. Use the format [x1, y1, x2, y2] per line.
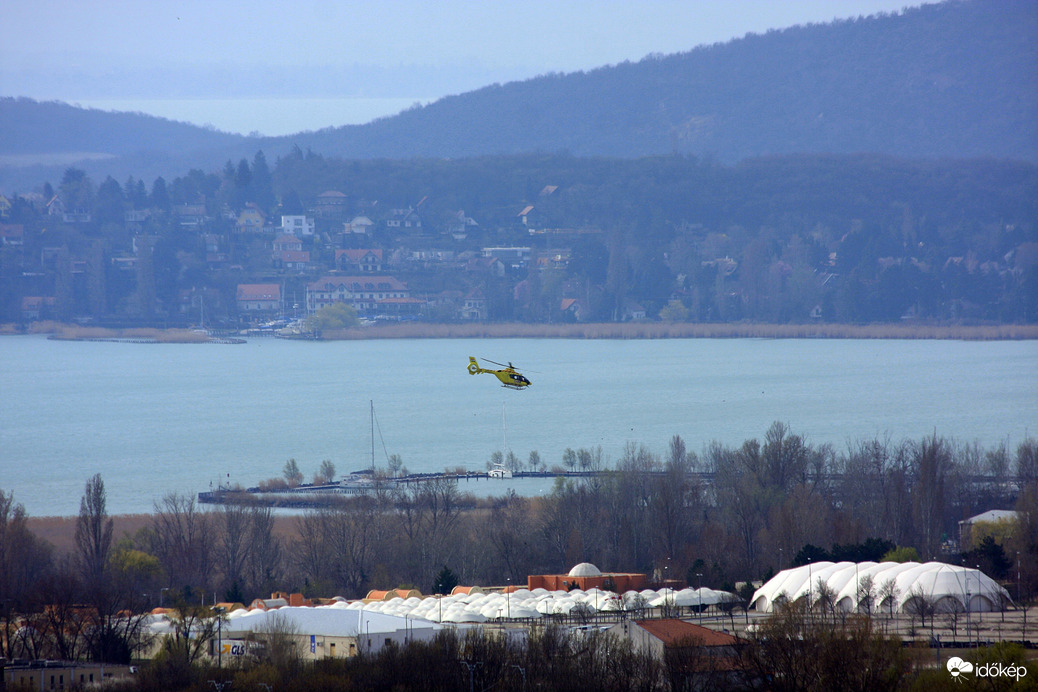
[272, 235, 310, 269]
[237, 283, 281, 313]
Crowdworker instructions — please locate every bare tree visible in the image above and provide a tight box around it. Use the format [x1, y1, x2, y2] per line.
[150, 493, 216, 598]
[258, 611, 302, 673]
[314, 459, 336, 484]
[878, 577, 900, 621]
[282, 458, 303, 487]
[75, 474, 113, 586]
[245, 505, 283, 596]
[487, 491, 533, 583]
[0, 490, 53, 659]
[856, 574, 876, 616]
[911, 434, 948, 559]
[160, 601, 223, 665]
[218, 502, 250, 600]
[651, 437, 698, 561]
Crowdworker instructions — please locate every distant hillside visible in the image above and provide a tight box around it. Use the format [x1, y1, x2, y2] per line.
[292, 0, 1036, 162]
[0, 98, 244, 156]
[0, 0, 1035, 192]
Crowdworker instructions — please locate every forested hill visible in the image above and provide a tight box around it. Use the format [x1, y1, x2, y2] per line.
[0, 0, 1035, 192]
[294, 0, 1037, 162]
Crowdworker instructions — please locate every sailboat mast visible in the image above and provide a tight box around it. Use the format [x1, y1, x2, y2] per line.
[370, 400, 375, 472]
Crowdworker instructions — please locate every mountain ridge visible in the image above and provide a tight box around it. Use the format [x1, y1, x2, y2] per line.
[1, 0, 1035, 192]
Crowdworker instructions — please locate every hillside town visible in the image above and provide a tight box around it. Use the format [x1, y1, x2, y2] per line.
[2, 150, 1035, 330]
[0, 176, 634, 329]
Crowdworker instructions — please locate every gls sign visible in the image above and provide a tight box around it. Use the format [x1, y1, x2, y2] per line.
[947, 656, 1028, 682]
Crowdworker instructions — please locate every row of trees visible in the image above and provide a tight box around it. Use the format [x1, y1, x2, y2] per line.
[2, 426, 1037, 664]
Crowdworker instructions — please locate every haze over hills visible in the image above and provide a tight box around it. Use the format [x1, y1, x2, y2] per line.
[1, 0, 1035, 192]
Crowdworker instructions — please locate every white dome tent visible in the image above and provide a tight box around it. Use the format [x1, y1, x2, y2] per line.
[751, 561, 1011, 614]
[568, 562, 603, 578]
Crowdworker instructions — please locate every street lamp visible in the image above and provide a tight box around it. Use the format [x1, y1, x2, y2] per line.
[160, 587, 170, 608]
[966, 571, 972, 644]
[696, 573, 703, 624]
[507, 577, 511, 620]
[975, 564, 981, 647]
[1017, 551, 1022, 604]
[213, 606, 226, 667]
[808, 560, 813, 617]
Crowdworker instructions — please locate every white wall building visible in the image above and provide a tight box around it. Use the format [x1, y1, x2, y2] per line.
[281, 215, 315, 237]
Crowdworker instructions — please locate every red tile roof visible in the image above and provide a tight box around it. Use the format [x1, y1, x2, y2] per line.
[635, 619, 739, 648]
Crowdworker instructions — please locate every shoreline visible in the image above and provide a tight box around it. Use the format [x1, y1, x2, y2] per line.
[5, 321, 1038, 342]
[317, 321, 1038, 340]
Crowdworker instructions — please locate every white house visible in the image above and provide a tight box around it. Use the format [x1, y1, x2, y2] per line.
[281, 215, 315, 237]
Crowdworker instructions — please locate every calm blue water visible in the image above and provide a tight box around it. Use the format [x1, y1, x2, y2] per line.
[0, 335, 1035, 516]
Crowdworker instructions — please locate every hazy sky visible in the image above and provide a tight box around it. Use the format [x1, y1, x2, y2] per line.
[1, 0, 923, 134]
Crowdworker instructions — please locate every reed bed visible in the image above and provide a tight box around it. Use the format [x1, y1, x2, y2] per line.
[26, 322, 219, 343]
[324, 321, 1038, 341]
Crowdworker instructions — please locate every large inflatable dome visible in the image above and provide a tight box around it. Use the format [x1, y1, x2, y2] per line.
[751, 561, 1010, 614]
[567, 562, 603, 577]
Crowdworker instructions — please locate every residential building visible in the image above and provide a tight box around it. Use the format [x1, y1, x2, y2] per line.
[21, 296, 56, 321]
[335, 249, 383, 273]
[482, 246, 531, 269]
[344, 215, 375, 235]
[958, 509, 1020, 549]
[273, 234, 302, 252]
[560, 298, 589, 321]
[236, 206, 266, 234]
[386, 208, 422, 230]
[461, 288, 487, 321]
[175, 203, 207, 229]
[465, 256, 505, 277]
[306, 275, 411, 314]
[281, 214, 315, 237]
[273, 234, 303, 262]
[275, 250, 310, 270]
[237, 283, 282, 313]
[314, 190, 349, 218]
[446, 210, 478, 240]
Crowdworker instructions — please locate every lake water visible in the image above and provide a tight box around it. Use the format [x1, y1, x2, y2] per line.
[1, 335, 1035, 517]
[72, 97, 430, 136]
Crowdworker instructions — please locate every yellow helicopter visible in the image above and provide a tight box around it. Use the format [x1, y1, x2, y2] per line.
[467, 357, 532, 390]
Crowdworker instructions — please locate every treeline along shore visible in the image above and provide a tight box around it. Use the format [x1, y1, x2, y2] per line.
[8, 425, 1038, 605]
